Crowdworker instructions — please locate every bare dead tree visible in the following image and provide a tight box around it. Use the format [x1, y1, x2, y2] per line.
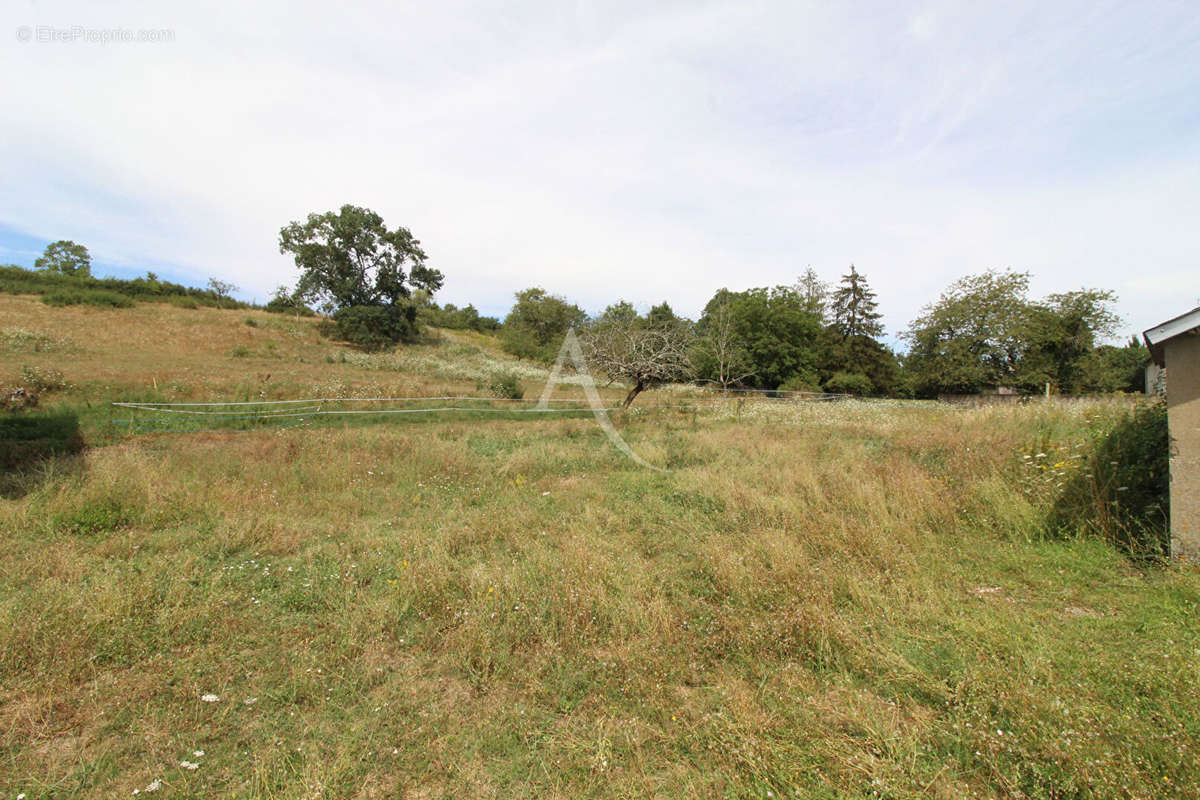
[580, 319, 694, 407]
[697, 299, 755, 392]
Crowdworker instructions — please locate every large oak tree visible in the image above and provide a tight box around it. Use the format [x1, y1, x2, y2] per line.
[279, 205, 443, 311]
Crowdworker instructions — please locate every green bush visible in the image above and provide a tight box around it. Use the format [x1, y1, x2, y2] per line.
[1049, 402, 1169, 558]
[42, 288, 135, 308]
[230, 345, 252, 358]
[265, 296, 316, 316]
[0, 264, 248, 308]
[823, 371, 874, 396]
[778, 374, 822, 393]
[331, 304, 419, 350]
[170, 296, 199, 309]
[485, 371, 524, 400]
[419, 302, 500, 332]
[0, 412, 84, 470]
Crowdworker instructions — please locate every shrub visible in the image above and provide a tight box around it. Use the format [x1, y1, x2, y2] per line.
[485, 371, 524, 400]
[823, 371, 874, 396]
[420, 302, 500, 332]
[230, 345, 252, 358]
[0, 412, 84, 470]
[2, 387, 38, 413]
[1049, 402, 1169, 558]
[42, 288, 135, 308]
[0, 264, 249, 308]
[244, 317, 258, 327]
[20, 365, 69, 393]
[265, 296, 316, 316]
[778, 374, 821, 393]
[331, 304, 419, 350]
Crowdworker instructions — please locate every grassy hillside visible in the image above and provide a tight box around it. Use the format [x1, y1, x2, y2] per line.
[1, 295, 1197, 799]
[0, 294, 547, 406]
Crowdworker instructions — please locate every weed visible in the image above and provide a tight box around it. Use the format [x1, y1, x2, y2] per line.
[52, 495, 135, 535]
[0, 328, 73, 353]
[484, 370, 524, 399]
[20, 364, 70, 393]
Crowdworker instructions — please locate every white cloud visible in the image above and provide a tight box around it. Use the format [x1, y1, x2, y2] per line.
[1, 0, 1198, 337]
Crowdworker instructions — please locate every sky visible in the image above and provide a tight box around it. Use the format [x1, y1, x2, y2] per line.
[3, 0, 1199, 343]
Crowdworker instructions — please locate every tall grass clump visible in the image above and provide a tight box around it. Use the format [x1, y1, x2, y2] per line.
[1047, 401, 1169, 557]
[0, 412, 84, 470]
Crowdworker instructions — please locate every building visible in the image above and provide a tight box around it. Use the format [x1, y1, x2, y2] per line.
[1145, 362, 1166, 395]
[1144, 306, 1200, 559]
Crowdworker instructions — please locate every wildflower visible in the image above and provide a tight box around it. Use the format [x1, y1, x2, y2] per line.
[180, 760, 199, 770]
[193, 750, 204, 757]
[144, 780, 163, 793]
[200, 693, 219, 703]
[243, 697, 258, 705]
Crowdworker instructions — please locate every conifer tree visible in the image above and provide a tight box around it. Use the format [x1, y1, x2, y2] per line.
[830, 264, 883, 340]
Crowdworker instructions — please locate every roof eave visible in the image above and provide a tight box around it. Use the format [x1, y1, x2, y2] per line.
[1143, 306, 1200, 366]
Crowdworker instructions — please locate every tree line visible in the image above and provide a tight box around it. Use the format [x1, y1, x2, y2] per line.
[494, 273, 1144, 400]
[18, 206, 1148, 401]
[274, 205, 1146, 400]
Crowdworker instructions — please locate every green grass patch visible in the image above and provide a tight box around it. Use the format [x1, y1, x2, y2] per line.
[0, 412, 84, 470]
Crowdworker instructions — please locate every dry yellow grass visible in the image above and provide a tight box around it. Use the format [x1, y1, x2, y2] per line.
[0, 295, 558, 401]
[1, 296, 1198, 799]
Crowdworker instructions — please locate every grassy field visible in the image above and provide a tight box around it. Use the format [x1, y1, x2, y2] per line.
[2, 296, 1198, 799]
